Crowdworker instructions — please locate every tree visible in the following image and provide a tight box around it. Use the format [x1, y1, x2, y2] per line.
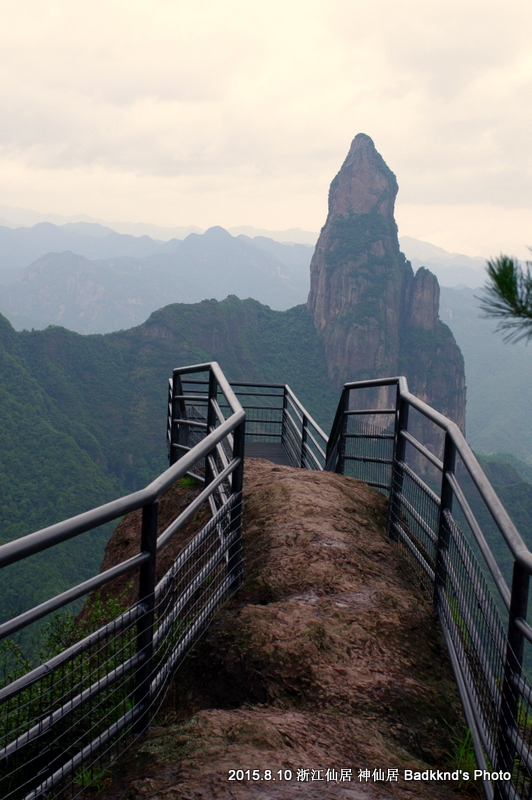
[478, 255, 532, 343]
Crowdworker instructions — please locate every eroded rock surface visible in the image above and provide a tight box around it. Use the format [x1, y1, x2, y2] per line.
[91, 459, 468, 800]
[307, 133, 465, 431]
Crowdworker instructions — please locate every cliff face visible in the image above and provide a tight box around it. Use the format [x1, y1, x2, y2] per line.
[307, 134, 465, 429]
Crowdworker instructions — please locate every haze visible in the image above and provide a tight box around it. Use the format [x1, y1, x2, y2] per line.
[1, 0, 531, 258]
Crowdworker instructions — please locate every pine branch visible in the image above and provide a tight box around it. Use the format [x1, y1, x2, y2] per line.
[477, 255, 532, 343]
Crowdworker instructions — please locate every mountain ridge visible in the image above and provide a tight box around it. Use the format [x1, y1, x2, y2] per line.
[0, 229, 312, 333]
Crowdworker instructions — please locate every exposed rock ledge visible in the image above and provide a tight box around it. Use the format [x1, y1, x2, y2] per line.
[91, 459, 468, 800]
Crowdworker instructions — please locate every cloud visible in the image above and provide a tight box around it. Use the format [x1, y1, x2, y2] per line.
[0, 0, 530, 253]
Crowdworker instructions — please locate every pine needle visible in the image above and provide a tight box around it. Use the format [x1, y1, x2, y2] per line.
[477, 255, 532, 343]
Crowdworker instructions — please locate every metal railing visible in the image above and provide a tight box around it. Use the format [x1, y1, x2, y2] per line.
[0, 362, 245, 800]
[3, 363, 531, 800]
[326, 376, 532, 800]
[169, 378, 328, 471]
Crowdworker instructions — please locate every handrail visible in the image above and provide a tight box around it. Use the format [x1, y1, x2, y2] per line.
[3, 364, 531, 800]
[284, 385, 328, 443]
[326, 373, 532, 798]
[327, 374, 530, 573]
[0, 361, 246, 800]
[0, 364, 244, 572]
[208, 379, 330, 472]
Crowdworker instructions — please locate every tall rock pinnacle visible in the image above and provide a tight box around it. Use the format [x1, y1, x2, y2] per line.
[308, 133, 466, 429]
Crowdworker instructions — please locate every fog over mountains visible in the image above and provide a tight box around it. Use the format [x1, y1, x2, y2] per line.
[0, 224, 312, 332]
[400, 236, 488, 289]
[0, 219, 488, 334]
[0, 215, 529, 462]
[0, 203, 318, 245]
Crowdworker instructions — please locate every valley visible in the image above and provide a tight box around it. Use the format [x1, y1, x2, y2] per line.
[0, 135, 530, 640]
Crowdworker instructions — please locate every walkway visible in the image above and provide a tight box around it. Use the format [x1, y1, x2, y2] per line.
[244, 441, 293, 466]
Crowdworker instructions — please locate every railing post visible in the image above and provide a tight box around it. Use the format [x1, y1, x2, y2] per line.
[336, 389, 349, 474]
[169, 373, 188, 466]
[281, 387, 288, 446]
[228, 418, 245, 591]
[386, 387, 409, 540]
[300, 414, 308, 468]
[433, 432, 456, 613]
[495, 561, 529, 794]
[133, 499, 158, 735]
[205, 369, 218, 487]
[167, 378, 174, 463]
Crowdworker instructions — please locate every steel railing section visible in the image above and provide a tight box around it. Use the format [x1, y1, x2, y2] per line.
[175, 379, 328, 471]
[326, 375, 532, 800]
[219, 381, 327, 470]
[4, 361, 532, 800]
[1, 361, 245, 800]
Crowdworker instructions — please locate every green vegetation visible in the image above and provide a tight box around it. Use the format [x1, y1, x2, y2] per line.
[0, 300, 337, 632]
[336, 269, 393, 329]
[480, 452, 532, 484]
[324, 211, 398, 272]
[0, 288, 530, 664]
[477, 455, 532, 545]
[178, 476, 197, 490]
[451, 453, 532, 592]
[398, 322, 466, 422]
[479, 255, 532, 343]
[0, 315, 119, 635]
[0, 588, 134, 799]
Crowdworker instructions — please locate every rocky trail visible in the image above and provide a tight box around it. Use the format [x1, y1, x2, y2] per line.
[87, 459, 472, 800]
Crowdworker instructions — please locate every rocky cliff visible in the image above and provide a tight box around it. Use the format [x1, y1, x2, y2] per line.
[307, 134, 465, 429]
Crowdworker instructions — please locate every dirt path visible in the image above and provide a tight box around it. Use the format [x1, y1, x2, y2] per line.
[92, 459, 472, 800]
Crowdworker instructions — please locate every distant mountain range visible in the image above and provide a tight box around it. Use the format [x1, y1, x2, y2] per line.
[0, 203, 319, 245]
[0, 212, 526, 463]
[0, 200, 490, 285]
[0, 225, 313, 332]
[400, 236, 487, 289]
[0, 220, 489, 333]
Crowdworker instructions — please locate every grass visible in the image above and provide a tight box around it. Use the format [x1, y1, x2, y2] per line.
[444, 722, 484, 797]
[178, 476, 198, 490]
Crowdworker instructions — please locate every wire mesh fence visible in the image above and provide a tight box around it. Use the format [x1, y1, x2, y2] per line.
[3, 365, 531, 800]
[342, 415, 395, 491]
[151, 494, 241, 710]
[0, 604, 142, 799]
[0, 362, 245, 800]
[326, 376, 532, 800]
[388, 462, 439, 592]
[217, 382, 327, 471]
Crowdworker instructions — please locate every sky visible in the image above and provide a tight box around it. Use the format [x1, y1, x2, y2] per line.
[1, 0, 531, 258]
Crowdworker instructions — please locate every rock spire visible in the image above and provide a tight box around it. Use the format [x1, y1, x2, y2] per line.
[307, 133, 465, 429]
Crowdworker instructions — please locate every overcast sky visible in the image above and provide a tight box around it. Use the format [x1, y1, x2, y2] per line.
[1, 0, 531, 257]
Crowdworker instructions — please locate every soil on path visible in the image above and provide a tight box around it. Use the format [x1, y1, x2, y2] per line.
[90, 459, 472, 800]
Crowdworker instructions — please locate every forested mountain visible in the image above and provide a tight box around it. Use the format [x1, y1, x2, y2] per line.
[0, 221, 174, 275]
[0, 299, 337, 626]
[2, 297, 531, 632]
[0, 313, 119, 624]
